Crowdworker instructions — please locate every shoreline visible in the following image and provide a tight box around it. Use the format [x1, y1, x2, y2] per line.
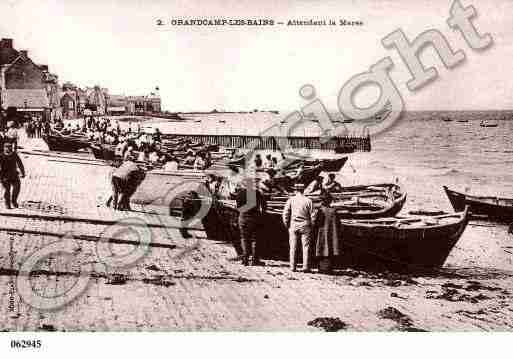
[0, 132, 512, 331]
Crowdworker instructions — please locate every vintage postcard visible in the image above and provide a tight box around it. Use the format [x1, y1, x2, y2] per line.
[0, 0, 512, 355]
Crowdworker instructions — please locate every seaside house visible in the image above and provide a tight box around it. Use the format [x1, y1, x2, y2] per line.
[126, 92, 162, 115]
[106, 94, 128, 115]
[0, 38, 53, 125]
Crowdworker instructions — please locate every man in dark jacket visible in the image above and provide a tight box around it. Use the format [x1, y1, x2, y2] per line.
[232, 178, 266, 266]
[0, 141, 25, 209]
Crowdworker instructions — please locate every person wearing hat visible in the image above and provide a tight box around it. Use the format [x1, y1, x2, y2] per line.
[232, 177, 266, 266]
[324, 173, 343, 193]
[5, 121, 18, 151]
[282, 182, 316, 272]
[314, 191, 341, 274]
[254, 154, 263, 169]
[0, 141, 25, 209]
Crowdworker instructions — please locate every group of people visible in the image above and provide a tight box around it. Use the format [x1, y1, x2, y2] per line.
[24, 116, 50, 138]
[282, 184, 340, 273]
[59, 116, 214, 172]
[225, 165, 343, 274]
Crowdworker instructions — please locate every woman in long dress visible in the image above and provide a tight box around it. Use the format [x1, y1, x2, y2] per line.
[314, 192, 342, 274]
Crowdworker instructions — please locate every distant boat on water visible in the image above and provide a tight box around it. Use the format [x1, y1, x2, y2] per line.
[457, 119, 469, 123]
[442, 117, 452, 122]
[219, 119, 226, 124]
[480, 120, 498, 127]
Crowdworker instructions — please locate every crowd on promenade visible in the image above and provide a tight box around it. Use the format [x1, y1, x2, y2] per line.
[24, 115, 51, 138]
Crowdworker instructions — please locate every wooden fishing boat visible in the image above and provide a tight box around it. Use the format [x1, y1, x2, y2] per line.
[480, 120, 498, 128]
[228, 156, 348, 175]
[43, 134, 90, 152]
[282, 156, 347, 173]
[201, 193, 462, 270]
[225, 155, 246, 167]
[265, 183, 406, 219]
[334, 144, 356, 154]
[335, 206, 469, 269]
[443, 186, 513, 221]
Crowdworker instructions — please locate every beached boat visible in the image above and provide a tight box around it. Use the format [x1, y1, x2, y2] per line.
[336, 206, 469, 269]
[228, 156, 348, 174]
[334, 144, 356, 154]
[265, 183, 406, 219]
[225, 155, 246, 167]
[480, 120, 498, 127]
[443, 186, 513, 221]
[43, 134, 90, 152]
[202, 190, 458, 270]
[282, 156, 347, 172]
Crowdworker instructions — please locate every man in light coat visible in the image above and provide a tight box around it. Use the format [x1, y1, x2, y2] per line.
[282, 183, 316, 272]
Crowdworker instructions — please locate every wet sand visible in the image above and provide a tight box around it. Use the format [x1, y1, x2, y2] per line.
[0, 133, 512, 331]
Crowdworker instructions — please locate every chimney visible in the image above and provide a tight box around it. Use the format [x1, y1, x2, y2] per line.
[20, 50, 28, 57]
[0, 38, 13, 48]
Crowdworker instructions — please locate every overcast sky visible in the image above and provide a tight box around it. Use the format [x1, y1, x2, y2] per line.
[1, 0, 512, 112]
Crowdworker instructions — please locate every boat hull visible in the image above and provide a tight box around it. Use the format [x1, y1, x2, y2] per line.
[43, 135, 90, 152]
[443, 186, 513, 221]
[202, 202, 468, 271]
[337, 210, 469, 270]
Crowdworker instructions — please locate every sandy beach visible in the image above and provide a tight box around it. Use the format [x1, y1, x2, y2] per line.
[0, 131, 512, 332]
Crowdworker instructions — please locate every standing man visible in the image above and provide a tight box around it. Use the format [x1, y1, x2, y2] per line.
[0, 142, 26, 209]
[232, 178, 266, 266]
[282, 183, 316, 272]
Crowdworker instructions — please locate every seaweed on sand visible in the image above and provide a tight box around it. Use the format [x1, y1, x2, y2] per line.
[307, 317, 348, 332]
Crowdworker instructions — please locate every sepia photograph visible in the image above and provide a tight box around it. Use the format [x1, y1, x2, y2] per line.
[1, 0, 513, 354]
